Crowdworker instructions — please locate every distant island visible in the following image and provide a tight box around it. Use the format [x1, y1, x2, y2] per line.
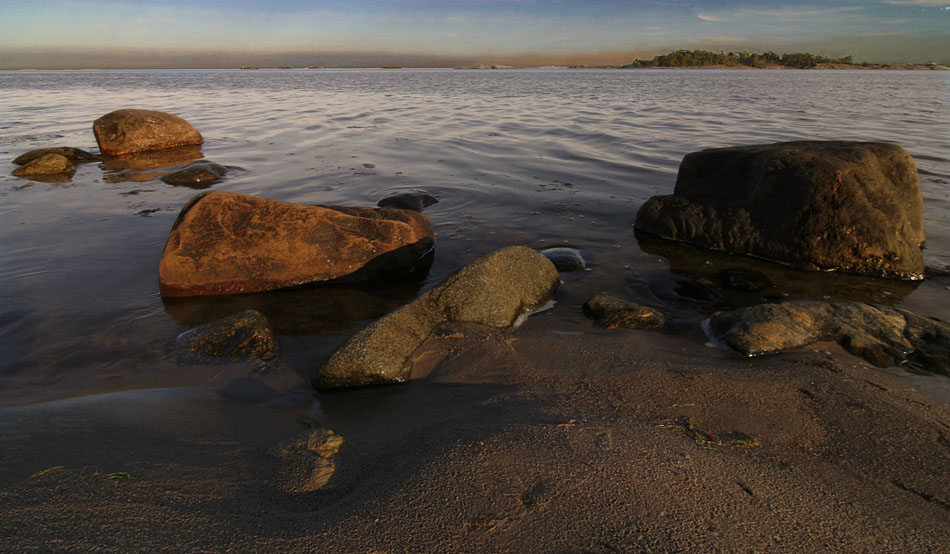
[622, 49, 947, 70]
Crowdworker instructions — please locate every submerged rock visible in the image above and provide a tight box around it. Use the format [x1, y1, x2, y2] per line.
[13, 147, 101, 165]
[539, 247, 586, 272]
[635, 141, 926, 280]
[93, 109, 203, 156]
[175, 309, 278, 363]
[159, 191, 435, 297]
[377, 191, 439, 212]
[160, 160, 228, 188]
[315, 246, 559, 390]
[11, 153, 76, 180]
[583, 295, 664, 330]
[706, 301, 949, 374]
[715, 267, 773, 293]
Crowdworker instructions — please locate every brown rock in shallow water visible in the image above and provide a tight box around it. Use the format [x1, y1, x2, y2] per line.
[160, 160, 228, 188]
[583, 295, 664, 330]
[13, 147, 101, 165]
[635, 141, 926, 280]
[175, 309, 278, 363]
[11, 153, 76, 178]
[93, 109, 203, 156]
[158, 191, 435, 297]
[316, 246, 559, 390]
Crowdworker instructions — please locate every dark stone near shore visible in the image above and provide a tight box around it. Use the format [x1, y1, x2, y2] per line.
[93, 109, 203, 156]
[159, 191, 435, 297]
[175, 309, 278, 363]
[583, 295, 664, 330]
[635, 141, 926, 280]
[160, 161, 228, 188]
[11, 153, 76, 181]
[377, 191, 439, 212]
[716, 267, 773, 292]
[315, 246, 559, 390]
[706, 301, 949, 374]
[540, 247, 586, 272]
[13, 147, 101, 165]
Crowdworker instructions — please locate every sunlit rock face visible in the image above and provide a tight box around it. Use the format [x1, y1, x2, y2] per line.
[93, 109, 204, 156]
[635, 141, 926, 280]
[158, 191, 435, 297]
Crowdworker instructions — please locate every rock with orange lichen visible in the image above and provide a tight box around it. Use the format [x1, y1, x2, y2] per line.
[158, 191, 435, 297]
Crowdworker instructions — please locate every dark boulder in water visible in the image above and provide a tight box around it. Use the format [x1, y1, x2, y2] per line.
[706, 301, 949, 374]
[13, 147, 101, 165]
[377, 191, 439, 212]
[635, 141, 926, 280]
[716, 267, 773, 292]
[159, 191, 435, 297]
[160, 160, 228, 188]
[539, 247, 586, 272]
[93, 109, 203, 156]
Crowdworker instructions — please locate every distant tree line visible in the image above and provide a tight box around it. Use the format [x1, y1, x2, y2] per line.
[624, 49, 855, 69]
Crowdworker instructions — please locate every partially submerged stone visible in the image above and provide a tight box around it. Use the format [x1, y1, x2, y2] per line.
[93, 109, 203, 156]
[13, 147, 101, 165]
[175, 309, 278, 363]
[706, 301, 949, 374]
[377, 191, 439, 212]
[540, 247, 586, 272]
[159, 191, 435, 297]
[11, 153, 76, 180]
[583, 295, 664, 330]
[315, 246, 560, 390]
[160, 160, 228, 188]
[635, 141, 926, 280]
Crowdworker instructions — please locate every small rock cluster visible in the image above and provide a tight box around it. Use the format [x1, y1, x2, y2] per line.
[10, 109, 228, 186]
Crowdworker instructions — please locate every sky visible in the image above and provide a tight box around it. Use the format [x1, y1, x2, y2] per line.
[1, 0, 948, 68]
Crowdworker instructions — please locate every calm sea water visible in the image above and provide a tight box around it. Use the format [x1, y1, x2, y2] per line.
[2, 68, 948, 405]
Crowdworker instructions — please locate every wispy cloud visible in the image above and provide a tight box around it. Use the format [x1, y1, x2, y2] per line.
[697, 12, 728, 22]
[883, 0, 949, 5]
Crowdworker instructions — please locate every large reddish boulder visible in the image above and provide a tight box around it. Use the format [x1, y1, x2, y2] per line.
[93, 109, 203, 156]
[158, 191, 435, 297]
[634, 141, 926, 280]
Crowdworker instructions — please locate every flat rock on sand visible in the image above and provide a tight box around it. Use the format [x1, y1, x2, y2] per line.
[158, 191, 435, 297]
[316, 246, 559, 389]
[2, 325, 949, 552]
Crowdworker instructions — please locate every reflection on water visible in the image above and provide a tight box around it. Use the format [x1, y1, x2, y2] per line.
[634, 231, 921, 317]
[162, 280, 425, 336]
[99, 145, 204, 183]
[1, 68, 948, 404]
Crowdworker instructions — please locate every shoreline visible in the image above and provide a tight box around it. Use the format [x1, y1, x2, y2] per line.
[3, 63, 948, 71]
[2, 319, 949, 551]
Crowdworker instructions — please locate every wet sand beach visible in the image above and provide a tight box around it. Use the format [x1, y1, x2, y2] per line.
[2, 318, 949, 552]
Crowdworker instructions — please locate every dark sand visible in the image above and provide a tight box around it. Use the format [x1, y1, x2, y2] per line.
[2, 314, 949, 552]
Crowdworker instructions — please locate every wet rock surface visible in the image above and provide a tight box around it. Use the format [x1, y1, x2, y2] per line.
[160, 160, 228, 188]
[539, 247, 586, 272]
[377, 191, 439, 212]
[583, 295, 664, 330]
[175, 309, 278, 364]
[158, 191, 435, 297]
[315, 246, 559, 390]
[707, 301, 950, 374]
[11, 153, 76, 180]
[93, 109, 204, 156]
[13, 147, 102, 165]
[635, 141, 926, 280]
